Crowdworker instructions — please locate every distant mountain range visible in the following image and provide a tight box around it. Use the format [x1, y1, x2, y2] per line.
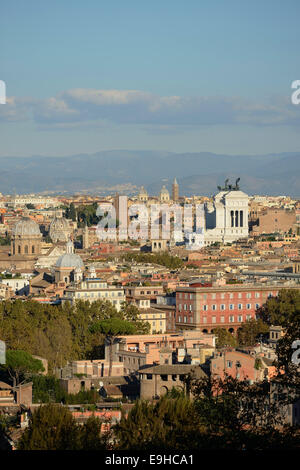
[0, 150, 299, 197]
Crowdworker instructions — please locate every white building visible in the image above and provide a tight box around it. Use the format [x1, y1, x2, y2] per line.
[63, 266, 125, 311]
[8, 194, 59, 209]
[203, 181, 249, 245]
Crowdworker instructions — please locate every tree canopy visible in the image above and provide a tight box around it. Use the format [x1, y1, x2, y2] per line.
[2, 350, 44, 385]
[0, 298, 149, 371]
[17, 403, 108, 450]
[257, 289, 300, 328]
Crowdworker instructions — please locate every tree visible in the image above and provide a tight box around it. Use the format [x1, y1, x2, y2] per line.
[65, 203, 77, 222]
[78, 416, 108, 450]
[18, 404, 81, 450]
[18, 404, 109, 450]
[237, 319, 269, 347]
[120, 303, 151, 334]
[2, 350, 44, 386]
[212, 328, 237, 348]
[90, 318, 137, 376]
[113, 396, 198, 451]
[188, 374, 300, 450]
[257, 289, 300, 328]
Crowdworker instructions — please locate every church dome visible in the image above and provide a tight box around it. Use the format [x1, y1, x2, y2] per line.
[55, 253, 84, 269]
[50, 217, 69, 231]
[13, 217, 41, 237]
[49, 217, 71, 242]
[160, 185, 169, 195]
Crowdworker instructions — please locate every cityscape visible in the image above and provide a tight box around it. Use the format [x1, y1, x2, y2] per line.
[0, 0, 300, 458]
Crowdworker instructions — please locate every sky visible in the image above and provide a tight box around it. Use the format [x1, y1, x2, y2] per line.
[1, 0, 300, 157]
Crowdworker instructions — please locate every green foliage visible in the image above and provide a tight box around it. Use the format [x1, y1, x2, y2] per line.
[31, 375, 65, 403]
[120, 302, 151, 334]
[17, 404, 108, 450]
[114, 396, 197, 451]
[65, 202, 77, 222]
[122, 252, 183, 270]
[237, 319, 269, 347]
[65, 202, 103, 227]
[2, 350, 44, 385]
[90, 317, 138, 337]
[186, 264, 199, 269]
[212, 328, 237, 348]
[166, 387, 185, 399]
[0, 235, 10, 246]
[112, 376, 300, 450]
[0, 298, 149, 371]
[31, 375, 99, 404]
[257, 289, 300, 328]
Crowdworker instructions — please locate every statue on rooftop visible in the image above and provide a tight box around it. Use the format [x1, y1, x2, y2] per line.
[217, 177, 241, 191]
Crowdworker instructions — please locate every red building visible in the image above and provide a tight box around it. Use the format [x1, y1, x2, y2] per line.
[175, 283, 299, 333]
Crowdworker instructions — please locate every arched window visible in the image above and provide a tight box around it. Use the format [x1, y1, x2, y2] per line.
[24, 245, 28, 254]
[230, 210, 234, 227]
[240, 210, 243, 227]
[235, 210, 239, 227]
[32, 245, 35, 254]
[18, 245, 21, 254]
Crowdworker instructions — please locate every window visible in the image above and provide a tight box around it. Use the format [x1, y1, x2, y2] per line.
[189, 305, 192, 311]
[220, 316, 225, 323]
[178, 316, 182, 323]
[238, 315, 243, 322]
[161, 375, 168, 381]
[146, 374, 152, 380]
[212, 304, 216, 311]
[255, 292, 260, 298]
[203, 305, 208, 311]
[246, 293, 251, 298]
[229, 316, 234, 322]
[246, 303, 251, 309]
[227, 361, 232, 368]
[220, 304, 225, 310]
[255, 303, 260, 309]
[230, 304, 234, 310]
[212, 316, 216, 323]
[246, 315, 251, 321]
[184, 304, 187, 310]
[238, 304, 242, 310]
[203, 316, 207, 324]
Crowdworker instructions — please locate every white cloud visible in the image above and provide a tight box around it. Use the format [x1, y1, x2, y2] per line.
[1, 89, 300, 129]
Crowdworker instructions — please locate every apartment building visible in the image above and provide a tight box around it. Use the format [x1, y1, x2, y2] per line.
[175, 282, 299, 333]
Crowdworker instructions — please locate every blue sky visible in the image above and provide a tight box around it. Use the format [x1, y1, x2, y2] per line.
[1, 0, 300, 156]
